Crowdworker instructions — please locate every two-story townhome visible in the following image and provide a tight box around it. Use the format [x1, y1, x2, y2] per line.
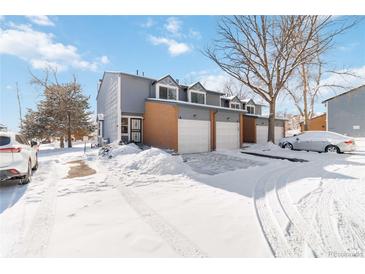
[96, 71, 286, 153]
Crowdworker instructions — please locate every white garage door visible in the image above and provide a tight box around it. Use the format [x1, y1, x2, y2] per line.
[256, 125, 267, 144]
[274, 126, 284, 144]
[216, 122, 240, 150]
[256, 125, 284, 144]
[178, 119, 210, 153]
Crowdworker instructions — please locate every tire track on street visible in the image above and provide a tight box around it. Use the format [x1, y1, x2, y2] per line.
[107, 173, 208, 258]
[253, 165, 299, 257]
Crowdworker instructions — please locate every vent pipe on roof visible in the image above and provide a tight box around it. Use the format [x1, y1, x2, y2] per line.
[142, 72, 145, 76]
[136, 69, 139, 76]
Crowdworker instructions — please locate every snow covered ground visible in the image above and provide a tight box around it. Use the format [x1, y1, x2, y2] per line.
[0, 140, 364, 257]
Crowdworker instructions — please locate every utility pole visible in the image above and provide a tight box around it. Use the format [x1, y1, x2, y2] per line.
[15, 82, 22, 125]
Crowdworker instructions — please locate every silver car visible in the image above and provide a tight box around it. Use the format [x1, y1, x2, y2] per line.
[278, 131, 356, 153]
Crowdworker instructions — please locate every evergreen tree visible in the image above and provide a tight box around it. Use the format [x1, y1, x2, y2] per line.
[21, 71, 95, 148]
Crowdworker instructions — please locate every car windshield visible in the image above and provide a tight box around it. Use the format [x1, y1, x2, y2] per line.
[0, 136, 11, 146]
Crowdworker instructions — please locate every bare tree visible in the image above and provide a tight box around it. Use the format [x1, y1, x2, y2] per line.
[222, 77, 251, 98]
[205, 16, 356, 142]
[15, 82, 22, 125]
[284, 56, 360, 130]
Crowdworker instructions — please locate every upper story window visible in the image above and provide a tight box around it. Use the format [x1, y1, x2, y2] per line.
[157, 85, 178, 100]
[189, 90, 206, 104]
[246, 105, 255, 114]
[230, 102, 241, 109]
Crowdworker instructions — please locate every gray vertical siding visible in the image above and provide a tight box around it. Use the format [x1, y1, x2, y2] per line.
[216, 110, 240, 123]
[121, 74, 153, 115]
[96, 72, 120, 143]
[206, 92, 221, 106]
[178, 105, 211, 121]
[327, 86, 365, 137]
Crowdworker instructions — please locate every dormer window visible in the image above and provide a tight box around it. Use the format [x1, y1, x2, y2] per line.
[157, 85, 178, 100]
[230, 102, 241, 109]
[189, 90, 206, 104]
[155, 75, 179, 101]
[246, 105, 255, 114]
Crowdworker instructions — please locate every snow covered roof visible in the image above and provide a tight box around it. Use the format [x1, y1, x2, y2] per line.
[221, 95, 237, 100]
[245, 113, 288, 121]
[240, 98, 251, 103]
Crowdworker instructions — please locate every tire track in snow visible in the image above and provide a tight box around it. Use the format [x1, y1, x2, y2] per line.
[21, 179, 58, 257]
[315, 184, 346, 256]
[253, 165, 299, 257]
[13, 160, 62, 257]
[107, 174, 208, 258]
[275, 170, 327, 257]
[333, 200, 365, 253]
[333, 180, 365, 252]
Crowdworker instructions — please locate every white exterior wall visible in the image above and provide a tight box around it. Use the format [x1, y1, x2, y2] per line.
[96, 73, 121, 143]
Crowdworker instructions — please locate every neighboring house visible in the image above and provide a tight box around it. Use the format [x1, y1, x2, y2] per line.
[300, 113, 327, 132]
[96, 71, 286, 153]
[322, 85, 365, 137]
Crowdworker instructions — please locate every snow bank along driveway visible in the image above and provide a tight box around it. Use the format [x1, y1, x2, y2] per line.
[0, 140, 364, 257]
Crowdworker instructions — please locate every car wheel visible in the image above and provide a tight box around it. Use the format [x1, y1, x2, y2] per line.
[325, 145, 340, 154]
[19, 160, 32, 185]
[32, 156, 38, 171]
[283, 142, 293, 150]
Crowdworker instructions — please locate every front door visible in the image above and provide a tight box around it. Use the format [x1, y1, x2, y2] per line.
[130, 118, 142, 143]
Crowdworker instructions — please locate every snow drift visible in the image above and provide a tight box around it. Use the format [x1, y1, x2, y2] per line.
[111, 146, 190, 176]
[109, 143, 141, 157]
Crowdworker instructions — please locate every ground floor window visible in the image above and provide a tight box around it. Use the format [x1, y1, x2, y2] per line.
[121, 117, 128, 134]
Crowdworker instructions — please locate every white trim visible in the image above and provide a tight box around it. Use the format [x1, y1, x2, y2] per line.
[121, 117, 129, 139]
[121, 115, 144, 143]
[230, 102, 241, 109]
[188, 89, 206, 104]
[246, 104, 255, 114]
[147, 98, 247, 113]
[156, 83, 179, 101]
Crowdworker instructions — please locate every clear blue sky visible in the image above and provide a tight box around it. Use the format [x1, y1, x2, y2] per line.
[1, 16, 364, 131]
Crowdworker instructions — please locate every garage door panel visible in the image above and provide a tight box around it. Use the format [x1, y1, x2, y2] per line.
[275, 126, 284, 144]
[178, 119, 210, 153]
[256, 125, 284, 144]
[256, 125, 267, 144]
[216, 122, 239, 150]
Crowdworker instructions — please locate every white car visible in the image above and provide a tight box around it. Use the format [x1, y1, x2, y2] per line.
[278, 131, 356, 153]
[0, 132, 38, 184]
